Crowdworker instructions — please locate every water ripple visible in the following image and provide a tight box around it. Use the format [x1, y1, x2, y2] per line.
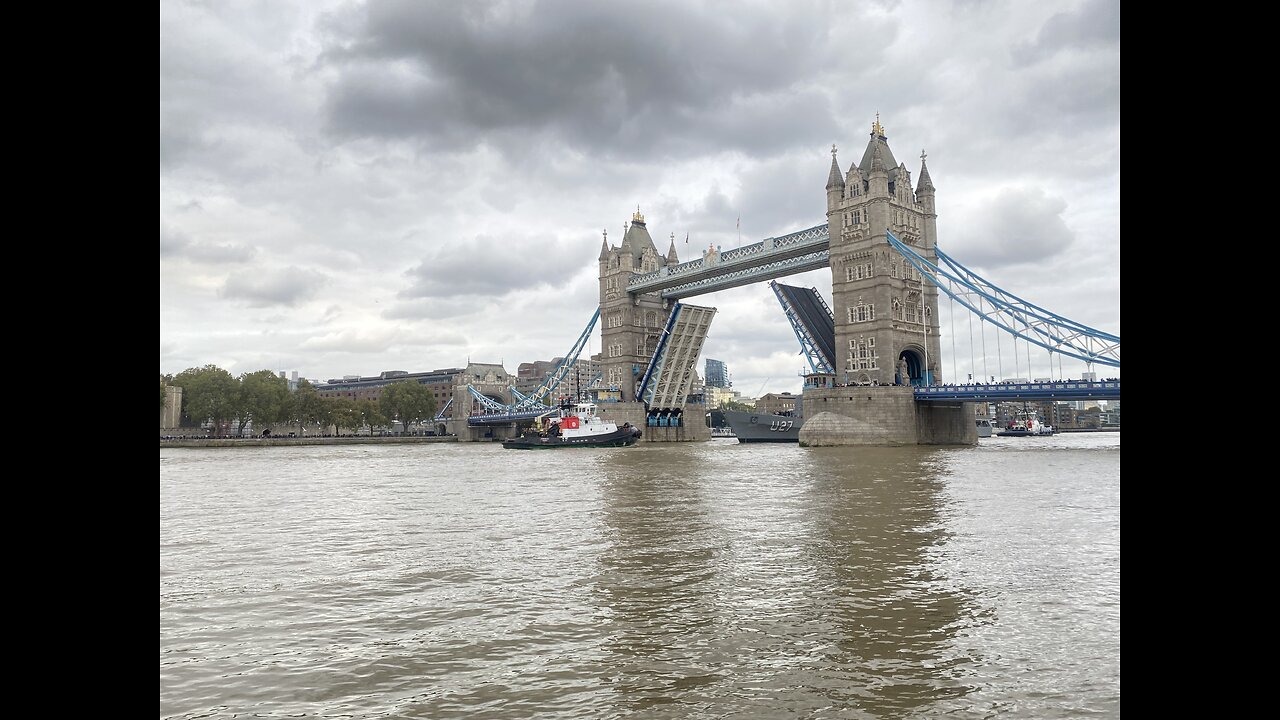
[162, 434, 1119, 718]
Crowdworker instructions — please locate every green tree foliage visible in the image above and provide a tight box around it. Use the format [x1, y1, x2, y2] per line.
[378, 380, 438, 432]
[160, 376, 169, 409]
[174, 365, 238, 435]
[329, 397, 362, 436]
[237, 370, 291, 436]
[286, 379, 327, 433]
[354, 398, 388, 436]
[719, 399, 753, 413]
[312, 393, 340, 435]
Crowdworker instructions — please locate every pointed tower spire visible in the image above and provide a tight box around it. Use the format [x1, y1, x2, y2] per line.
[870, 139, 887, 172]
[599, 228, 610, 260]
[916, 149, 935, 193]
[666, 233, 679, 264]
[826, 144, 845, 190]
[857, 115, 898, 176]
[827, 143, 847, 214]
[865, 124, 891, 199]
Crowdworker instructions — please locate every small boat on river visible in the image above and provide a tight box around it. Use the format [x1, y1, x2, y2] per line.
[976, 417, 994, 438]
[502, 401, 642, 449]
[996, 410, 1055, 437]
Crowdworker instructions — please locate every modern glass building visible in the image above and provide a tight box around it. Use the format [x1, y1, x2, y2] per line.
[705, 358, 729, 388]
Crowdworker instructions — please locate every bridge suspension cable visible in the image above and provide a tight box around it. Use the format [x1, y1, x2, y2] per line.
[509, 308, 601, 410]
[433, 396, 453, 422]
[509, 386, 536, 404]
[885, 230, 1119, 368]
[462, 310, 603, 417]
[466, 385, 512, 412]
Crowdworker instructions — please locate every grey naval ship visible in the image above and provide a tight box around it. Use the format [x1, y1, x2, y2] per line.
[721, 408, 802, 443]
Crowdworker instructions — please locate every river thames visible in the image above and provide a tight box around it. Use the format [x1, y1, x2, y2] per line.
[160, 433, 1119, 719]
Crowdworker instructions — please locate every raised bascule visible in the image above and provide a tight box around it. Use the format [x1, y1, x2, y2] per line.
[450, 117, 1120, 444]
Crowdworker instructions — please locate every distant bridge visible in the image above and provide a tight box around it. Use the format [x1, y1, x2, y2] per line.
[466, 408, 554, 425]
[913, 380, 1120, 402]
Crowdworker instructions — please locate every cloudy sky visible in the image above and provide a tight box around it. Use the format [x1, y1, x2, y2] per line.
[160, 0, 1120, 394]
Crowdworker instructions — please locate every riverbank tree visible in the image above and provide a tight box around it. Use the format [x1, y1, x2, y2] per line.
[378, 380, 438, 433]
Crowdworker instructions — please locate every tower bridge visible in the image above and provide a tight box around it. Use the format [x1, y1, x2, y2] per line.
[453, 117, 1119, 445]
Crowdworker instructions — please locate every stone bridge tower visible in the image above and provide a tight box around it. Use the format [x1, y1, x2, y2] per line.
[825, 117, 943, 386]
[597, 208, 681, 401]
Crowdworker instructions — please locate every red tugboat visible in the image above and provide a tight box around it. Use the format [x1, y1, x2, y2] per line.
[502, 401, 642, 449]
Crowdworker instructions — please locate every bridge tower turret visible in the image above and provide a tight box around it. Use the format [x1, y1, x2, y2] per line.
[917, 151, 937, 250]
[598, 208, 675, 401]
[826, 116, 943, 386]
[826, 144, 845, 213]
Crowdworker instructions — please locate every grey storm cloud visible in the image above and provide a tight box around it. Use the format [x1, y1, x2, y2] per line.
[402, 234, 588, 298]
[1002, 0, 1120, 144]
[221, 267, 330, 307]
[319, 0, 862, 156]
[160, 224, 193, 256]
[161, 224, 257, 264]
[654, 159, 828, 250]
[1012, 0, 1120, 65]
[953, 187, 1075, 268]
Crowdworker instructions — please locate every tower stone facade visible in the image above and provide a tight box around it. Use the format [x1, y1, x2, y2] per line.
[597, 209, 680, 401]
[826, 117, 942, 386]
